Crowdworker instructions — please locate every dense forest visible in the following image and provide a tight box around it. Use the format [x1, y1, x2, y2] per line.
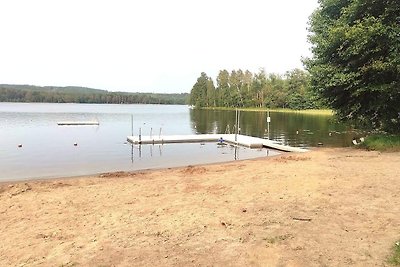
[189, 68, 323, 110]
[0, 84, 189, 105]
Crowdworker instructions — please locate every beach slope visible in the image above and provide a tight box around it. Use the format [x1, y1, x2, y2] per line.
[1, 148, 399, 266]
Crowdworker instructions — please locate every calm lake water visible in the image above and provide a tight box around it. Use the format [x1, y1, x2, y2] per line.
[0, 103, 357, 181]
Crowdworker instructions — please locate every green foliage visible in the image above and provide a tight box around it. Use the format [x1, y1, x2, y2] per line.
[387, 241, 400, 266]
[189, 72, 215, 107]
[359, 134, 400, 152]
[0, 84, 188, 105]
[190, 68, 323, 110]
[305, 0, 400, 133]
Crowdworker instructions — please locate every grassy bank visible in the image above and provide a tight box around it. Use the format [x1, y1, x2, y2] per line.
[203, 107, 334, 115]
[388, 241, 400, 266]
[360, 135, 400, 152]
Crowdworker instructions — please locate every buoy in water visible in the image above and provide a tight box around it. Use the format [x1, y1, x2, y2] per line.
[74, 143, 78, 146]
[18, 144, 22, 148]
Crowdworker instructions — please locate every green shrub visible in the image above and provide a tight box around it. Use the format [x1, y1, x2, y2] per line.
[360, 135, 400, 152]
[388, 241, 400, 266]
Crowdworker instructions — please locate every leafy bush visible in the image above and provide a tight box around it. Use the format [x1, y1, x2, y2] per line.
[360, 135, 400, 152]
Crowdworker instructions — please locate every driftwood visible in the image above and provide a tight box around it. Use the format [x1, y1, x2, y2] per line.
[292, 217, 312, 222]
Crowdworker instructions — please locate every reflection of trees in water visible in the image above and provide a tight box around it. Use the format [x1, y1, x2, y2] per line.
[189, 109, 355, 147]
[190, 109, 236, 134]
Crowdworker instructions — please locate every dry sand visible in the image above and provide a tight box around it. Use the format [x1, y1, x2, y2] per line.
[0, 148, 399, 266]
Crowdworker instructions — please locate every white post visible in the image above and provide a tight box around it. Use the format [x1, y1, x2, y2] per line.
[235, 108, 238, 142]
[131, 115, 133, 136]
[238, 109, 241, 135]
[267, 110, 271, 140]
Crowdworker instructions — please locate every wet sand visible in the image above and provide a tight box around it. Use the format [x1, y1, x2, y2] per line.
[1, 148, 399, 266]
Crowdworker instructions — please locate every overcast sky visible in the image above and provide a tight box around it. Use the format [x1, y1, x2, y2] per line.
[0, 0, 319, 93]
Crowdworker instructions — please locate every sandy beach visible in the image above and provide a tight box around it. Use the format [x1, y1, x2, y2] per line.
[1, 148, 399, 266]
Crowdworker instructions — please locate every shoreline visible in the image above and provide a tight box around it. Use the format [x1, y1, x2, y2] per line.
[1, 147, 399, 266]
[201, 106, 334, 115]
[0, 149, 284, 184]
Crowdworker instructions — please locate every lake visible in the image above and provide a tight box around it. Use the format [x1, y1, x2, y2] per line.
[0, 103, 357, 181]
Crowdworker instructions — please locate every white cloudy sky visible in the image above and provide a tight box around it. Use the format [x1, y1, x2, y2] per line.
[0, 0, 319, 93]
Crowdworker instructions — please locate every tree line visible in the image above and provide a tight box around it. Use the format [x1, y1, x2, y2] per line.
[189, 68, 323, 110]
[0, 85, 189, 105]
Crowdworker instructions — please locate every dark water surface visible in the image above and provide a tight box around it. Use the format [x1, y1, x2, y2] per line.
[0, 103, 356, 181]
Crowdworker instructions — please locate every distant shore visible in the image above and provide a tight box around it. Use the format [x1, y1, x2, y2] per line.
[1, 148, 399, 266]
[202, 106, 334, 115]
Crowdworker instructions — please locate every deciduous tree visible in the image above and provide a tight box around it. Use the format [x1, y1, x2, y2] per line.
[305, 0, 400, 133]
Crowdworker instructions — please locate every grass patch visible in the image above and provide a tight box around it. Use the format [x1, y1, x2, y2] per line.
[203, 107, 334, 116]
[263, 234, 294, 244]
[360, 134, 400, 152]
[388, 241, 400, 266]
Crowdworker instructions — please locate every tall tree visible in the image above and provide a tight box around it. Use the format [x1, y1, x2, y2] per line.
[242, 70, 253, 106]
[229, 70, 244, 107]
[206, 78, 216, 107]
[190, 72, 214, 107]
[252, 69, 267, 108]
[285, 69, 317, 109]
[305, 0, 400, 133]
[216, 69, 230, 107]
[265, 73, 287, 108]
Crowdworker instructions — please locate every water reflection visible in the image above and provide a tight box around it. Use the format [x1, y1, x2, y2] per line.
[189, 109, 357, 147]
[127, 143, 275, 167]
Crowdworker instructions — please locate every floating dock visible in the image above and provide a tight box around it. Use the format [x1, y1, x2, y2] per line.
[57, 121, 99, 126]
[127, 134, 308, 153]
